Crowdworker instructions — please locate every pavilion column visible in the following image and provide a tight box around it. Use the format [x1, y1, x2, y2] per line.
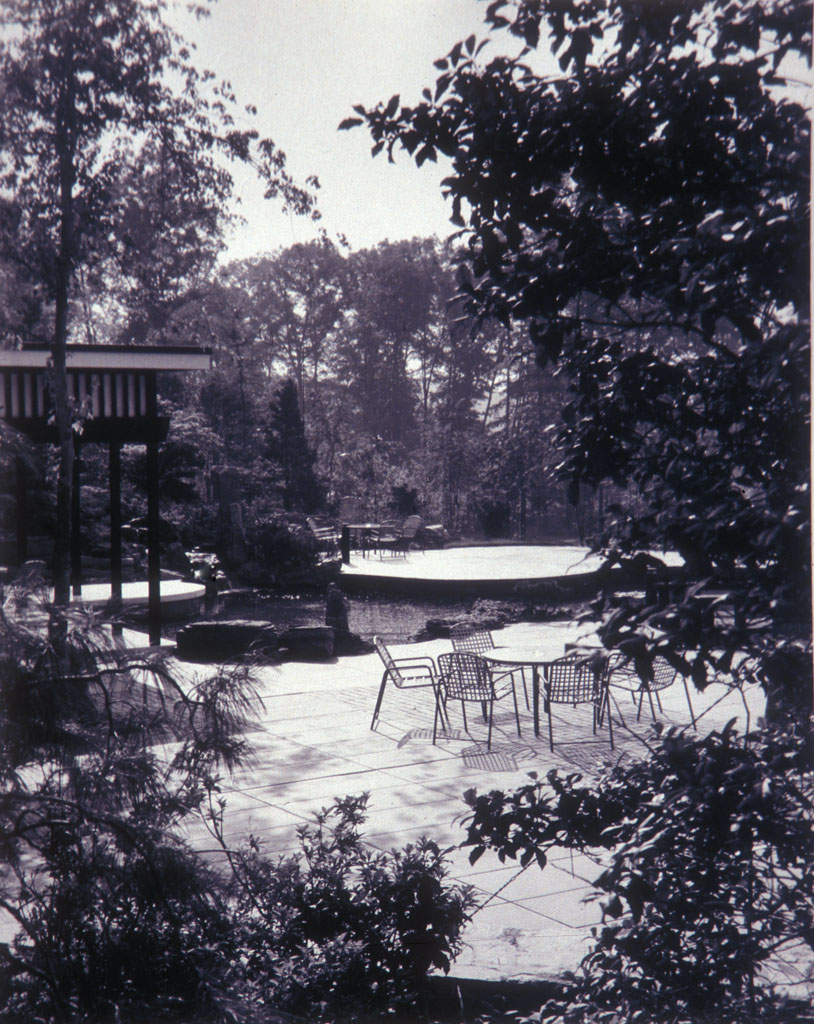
[15, 457, 27, 564]
[109, 439, 122, 620]
[71, 438, 82, 598]
[146, 374, 161, 646]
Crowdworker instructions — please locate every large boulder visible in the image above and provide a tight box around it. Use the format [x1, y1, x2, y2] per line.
[175, 620, 279, 662]
[278, 626, 336, 661]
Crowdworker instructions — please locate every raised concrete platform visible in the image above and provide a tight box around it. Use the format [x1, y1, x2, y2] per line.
[66, 579, 206, 617]
[339, 544, 682, 598]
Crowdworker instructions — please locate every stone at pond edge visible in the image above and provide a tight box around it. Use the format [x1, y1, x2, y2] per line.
[278, 626, 336, 660]
[176, 620, 279, 662]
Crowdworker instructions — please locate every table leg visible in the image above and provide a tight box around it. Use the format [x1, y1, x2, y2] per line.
[532, 665, 540, 737]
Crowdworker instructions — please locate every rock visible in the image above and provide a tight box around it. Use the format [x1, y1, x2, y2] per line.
[176, 620, 279, 662]
[335, 632, 375, 656]
[278, 625, 336, 661]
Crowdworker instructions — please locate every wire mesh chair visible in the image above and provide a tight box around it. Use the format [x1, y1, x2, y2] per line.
[544, 653, 613, 752]
[450, 621, 530, 710]
[603, 652, 696, 729]
[435, 651, 521, 750]
[370, 636, 444, 731]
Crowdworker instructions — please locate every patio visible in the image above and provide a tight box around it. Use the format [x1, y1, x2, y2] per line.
[173, 619, 765, 986]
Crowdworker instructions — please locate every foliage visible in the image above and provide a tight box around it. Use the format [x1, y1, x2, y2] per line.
[463, 722, 814, 1024]
[0, 578, 259, 1023]
[266, 378, 324, 513]
[0, 0, 317, 600]
[351, 0, 811, 711]
[236, 513, 319, 588]
[220, 793, 476, 1023]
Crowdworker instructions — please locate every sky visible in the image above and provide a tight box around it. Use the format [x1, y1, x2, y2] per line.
[172, 0, 510, 261]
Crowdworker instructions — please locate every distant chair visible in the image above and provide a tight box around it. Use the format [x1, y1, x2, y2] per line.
[544, 653, 613, 752]
[377, 514, 423, 557]
[338, 496, 366, 525]
[450, 621, 529, 709]
[337, 496, 371, 554]
[602, 652, 696, 729]
[435, 651, 521, 750]
[370, 636, 444, 731]
[306, 516, 339, 553]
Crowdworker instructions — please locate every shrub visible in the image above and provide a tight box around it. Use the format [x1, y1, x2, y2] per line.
[223, 794, 476, 1022]
[463, 722, 814, 1024]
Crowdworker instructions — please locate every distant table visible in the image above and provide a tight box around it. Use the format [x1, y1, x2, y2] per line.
[341, 522, 381, 562]
[481, 645, 565, 737]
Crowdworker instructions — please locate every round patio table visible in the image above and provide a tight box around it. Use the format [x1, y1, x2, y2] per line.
[481, 644, 567, 737]
[341, 523, 381, 561]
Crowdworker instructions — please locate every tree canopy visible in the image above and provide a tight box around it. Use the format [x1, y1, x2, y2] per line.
[350, 0, 811, 713]
[0, 0, 318, 599]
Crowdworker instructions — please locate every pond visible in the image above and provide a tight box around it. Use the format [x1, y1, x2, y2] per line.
[201, 590, 477, 644]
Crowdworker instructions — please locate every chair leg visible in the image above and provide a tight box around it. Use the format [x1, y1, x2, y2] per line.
[487, 700, 494, 750]
[546, 689, 554, 752]
[433, 689, 441, 744]
[432, 685, 449, 742]
[518, 668, 530, 710]
[511, 683, 521, 737]
[461, 701, 468, 732]
[605, 688, 614, 749]
[683, 677, 697, 729]
[481, 700, 488, 723]
[370, 670, 389, 729]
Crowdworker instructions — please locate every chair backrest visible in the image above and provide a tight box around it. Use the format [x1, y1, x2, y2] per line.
[603, 650, 637, 684]
[547, 654, 599, 704]
[450, 622, 495, 656]
[374, 636, 405, 687]
[338, 496, 366, 525]
[650, 656, 678, 692]
[400, 515, 422, 539]
[438, 652, 493, 702]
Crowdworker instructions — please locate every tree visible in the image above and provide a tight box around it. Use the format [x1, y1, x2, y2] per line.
[266, 378, 323, 513]
[350, 0, 811, 716]
[348, 2, 813, 1019]
[0, 0, 317, 602]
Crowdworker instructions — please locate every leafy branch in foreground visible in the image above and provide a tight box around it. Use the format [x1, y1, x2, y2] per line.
[463, 722, 814, 1023]
[0, 580, 259, 1023]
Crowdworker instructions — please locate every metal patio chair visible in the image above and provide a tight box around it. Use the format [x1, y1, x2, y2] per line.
[306, 516, 339, 553]
[602, 652, 696, 729]
[544, 652, 613, 752]
[450, 621, 530, 709]
[370, 636, 444, 731]
[435, 651, 521, 750]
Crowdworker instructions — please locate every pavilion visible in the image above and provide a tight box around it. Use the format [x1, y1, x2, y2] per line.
[0, 344, 211, 643]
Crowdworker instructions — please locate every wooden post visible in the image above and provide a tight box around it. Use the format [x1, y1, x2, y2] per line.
[109, 439, 122, 622]
[71, 439, 82, 598]
[14, 457, 27, 564]
[146, 375, 161, 646]
[341, 525, 351, 565]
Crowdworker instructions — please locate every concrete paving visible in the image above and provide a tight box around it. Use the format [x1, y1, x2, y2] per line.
[170, 619, 766, 986]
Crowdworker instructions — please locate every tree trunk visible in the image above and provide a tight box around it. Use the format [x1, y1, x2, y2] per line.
[52, 49, 77, 605]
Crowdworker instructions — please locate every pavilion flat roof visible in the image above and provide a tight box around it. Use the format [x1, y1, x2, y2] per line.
[0, 344, 211, 372]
